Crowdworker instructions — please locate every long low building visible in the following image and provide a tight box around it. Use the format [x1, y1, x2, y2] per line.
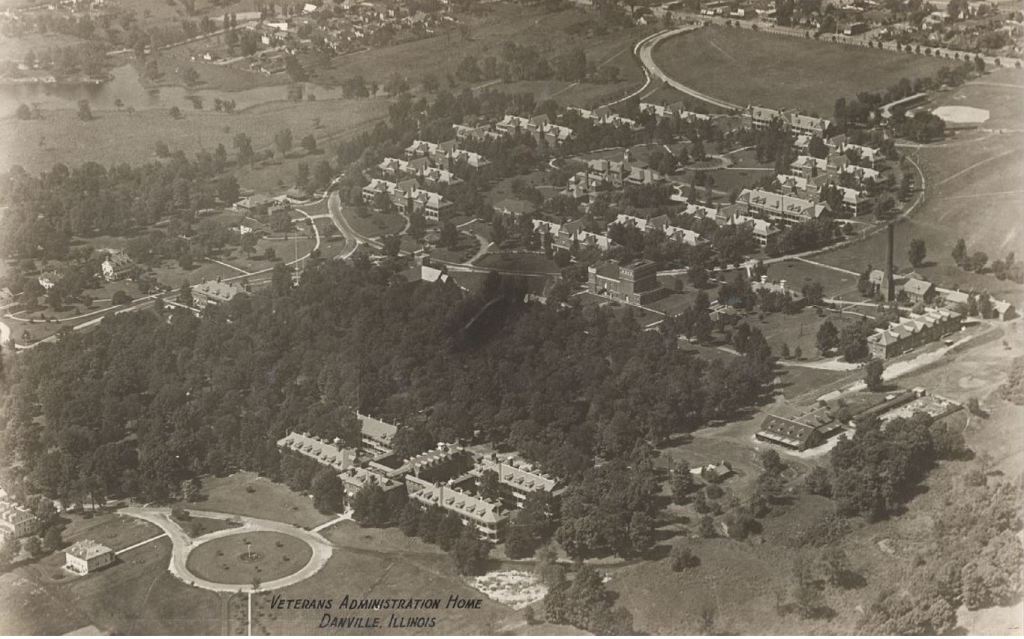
[733, 188, 830, 226]
[867, 308, 962, 360]
[276, 432, 357, 472]
[472, 454, 559, 508]
[405, 475, 507, 542]
[756, 405, 841, 451]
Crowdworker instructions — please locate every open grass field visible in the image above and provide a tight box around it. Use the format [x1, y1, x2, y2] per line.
[807, 74, 1024, 307]
[0, 96, 389, 176]
[187, 531, 312, 585]
[300, 4, 649, 109]
[180, 471, 332, 529]
[651, 26, 951, 115]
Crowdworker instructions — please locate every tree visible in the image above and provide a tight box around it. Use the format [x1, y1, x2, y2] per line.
[969, 251, 988, 272]
[311, 469, 346, 514]
[450, 529, 490, 576]
[15, 103, 32, 120]
[670, 543, 698, 571]
[169, 106, 181, 119]
[23, 536, 43, 558]
[112, 290, 132, 305]
[439, 222, 459, 248]
[301, 134, 317, 154]
[816, 319, 839, 355]
[43, 527, 63, 552]
[804, 466, 831, 496]
[698, 515, 716, 538]
[908, 238, 926, 267]
[670, 460, 696, 504]
[274, 129, 293, 156]
[182, 66, 200, 87]
[399, 501, 421, 536]
[0, 536, 17, 568]
[77, 100, 92, 121]
[952, 238, 967, 266]
[864, 358, 884, 391]
[819, 547, 852, 586]
[802, 280, 824, 306]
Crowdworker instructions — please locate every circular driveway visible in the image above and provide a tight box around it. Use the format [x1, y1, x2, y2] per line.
[121, 506, 333, 593]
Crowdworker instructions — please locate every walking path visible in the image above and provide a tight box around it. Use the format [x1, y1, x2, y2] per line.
[120, 506, 333, 594]
[115, 532, 168, 556]
[310, 511, 352, 533]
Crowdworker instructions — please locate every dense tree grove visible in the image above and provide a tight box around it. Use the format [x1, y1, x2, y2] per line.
[0, 257, 775, 509]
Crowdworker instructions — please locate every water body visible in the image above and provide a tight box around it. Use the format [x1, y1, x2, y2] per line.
[0, 64, 349, 114]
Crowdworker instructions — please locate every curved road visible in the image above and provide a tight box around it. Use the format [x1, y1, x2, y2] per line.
[121, 506, 334, 594]
[631, 26, 743, 112]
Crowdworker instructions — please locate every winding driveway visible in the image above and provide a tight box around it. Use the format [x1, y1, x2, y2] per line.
[121, 507, 334, 594]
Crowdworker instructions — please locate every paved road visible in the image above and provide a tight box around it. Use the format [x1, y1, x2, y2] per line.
[120, 506, 334, 594]
[634, 26, 743, 112]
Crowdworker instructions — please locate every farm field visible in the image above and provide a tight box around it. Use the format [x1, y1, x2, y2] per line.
[0, 96, 389, 176]
[651, 26, 951, 115]
[301, 4, 650, 109]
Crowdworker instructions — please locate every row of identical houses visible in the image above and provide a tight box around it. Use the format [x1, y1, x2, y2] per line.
[277, 413, 560, 541]
[454, 113, 575, 147]
[638, 101, 713, 123]
[747, 105, 832, 138]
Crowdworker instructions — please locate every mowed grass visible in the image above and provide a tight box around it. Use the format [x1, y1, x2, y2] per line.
[254, 521, 530, 635]
[651, 26, 950, 115]
[181, 471, 331, 529]
[811, 88, 1024, 306]
[187, 531, 311, 584]
[0, 538, 223, 635]
[0, 96, 389, 175]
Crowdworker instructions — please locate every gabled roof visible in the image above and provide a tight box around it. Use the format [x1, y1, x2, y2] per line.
[902, 278, 935, 295]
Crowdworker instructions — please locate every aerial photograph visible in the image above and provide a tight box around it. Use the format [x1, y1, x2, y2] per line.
[0, 0, 1020, 635]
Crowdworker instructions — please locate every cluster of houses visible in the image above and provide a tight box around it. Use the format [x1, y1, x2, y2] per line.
[362, 137, 496, 220]
[277, 412, 560, 542]
[565, 150, 666, 201]
[239, 1, 453, 67]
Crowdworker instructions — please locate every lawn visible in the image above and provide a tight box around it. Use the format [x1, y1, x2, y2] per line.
[651, 26, 951, 115]
[250, 521, 564, 635]
[184, 471, 332, 529]
[60, 513, 163, 552]
[173, 513, 243, 538]
[186, 531, 312, 585]
[0, 538, 224, 635]
[340, 207, 407, 239]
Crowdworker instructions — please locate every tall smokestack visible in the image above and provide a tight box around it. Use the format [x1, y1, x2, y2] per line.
[885, 223, 895, 302]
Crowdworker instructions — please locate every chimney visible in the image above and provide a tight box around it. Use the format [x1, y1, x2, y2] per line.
[884, 223, 895, 302]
